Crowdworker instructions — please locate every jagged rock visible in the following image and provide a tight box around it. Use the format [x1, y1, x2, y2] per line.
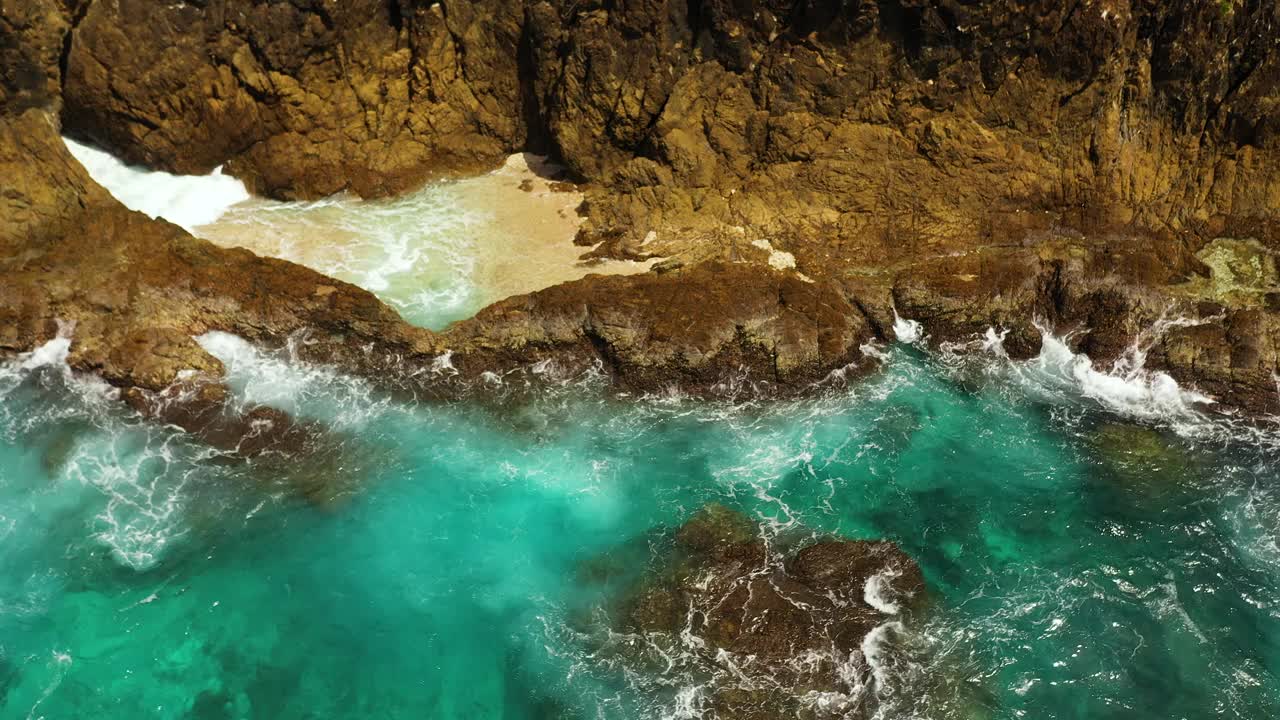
[4, 0, 1280, 421]
[120, 380, 318, 460]
[443, 261, 878, 394]
[62, 0, 528, 199]
[0, 0, 71, 116]
[1, 113, 877, 458]
[590, 505, 930, 719]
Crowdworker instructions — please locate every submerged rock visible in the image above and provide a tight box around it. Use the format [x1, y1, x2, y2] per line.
[1090, 422, 1200, 490]
[0, 654, 16, 707]
[589, 505, 933, 719]
[118, 376, 371, 506]
[37, 419, 93, 476]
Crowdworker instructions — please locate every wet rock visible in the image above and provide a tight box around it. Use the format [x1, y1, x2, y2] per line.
[0, 654, 17, 706]
[189, 689, 234, 720]
[789, 540, 926, 612]
[443, 261, 880, 396]
[0, 0, 70, 116]
[674, 502, 762, 560]
[593, 505, 931, 719]
[0, 98, 437, 408]
[38, 418, 92, 475]
[121, 381, 317, 459]
[62, 0, 529, 199]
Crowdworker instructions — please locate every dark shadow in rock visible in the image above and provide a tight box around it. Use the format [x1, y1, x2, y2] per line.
[501, 644, 579, 720]
[35, 418, 95, 476]
[244, 662, 303, 720]
[0, 654, 17, 707]
[238, 428, 380, 509]
[863, 403, 924, 460]
[521, 153, 572, 183]
[188, 688, 233, 720]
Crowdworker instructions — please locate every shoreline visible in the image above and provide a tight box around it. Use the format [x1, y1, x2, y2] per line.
[72, 143, 658, 330]
[3, 0, 1279, 434]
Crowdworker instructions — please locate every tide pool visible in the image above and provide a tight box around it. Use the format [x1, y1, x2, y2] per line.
[2, 328, 1279, 719]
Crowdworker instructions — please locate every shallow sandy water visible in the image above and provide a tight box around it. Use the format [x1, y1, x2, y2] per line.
[194, 154, 655, 328]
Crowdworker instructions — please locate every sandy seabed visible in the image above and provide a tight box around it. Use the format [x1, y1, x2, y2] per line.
[195, 153, 654, 324]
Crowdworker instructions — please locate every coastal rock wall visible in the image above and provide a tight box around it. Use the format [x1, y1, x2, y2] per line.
[0, 0, 71, 117]
[552, 0, 1280, 257]
[1, 110, 861, 404]
[55, 2, 1280, 231]
[4, 0, 1280, 416]
[62, 0, 528, 198]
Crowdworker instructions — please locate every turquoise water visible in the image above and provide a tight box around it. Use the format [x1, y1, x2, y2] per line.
[2, 328, 1280, 719]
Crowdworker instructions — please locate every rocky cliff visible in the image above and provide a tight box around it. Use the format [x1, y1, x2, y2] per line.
[3, 0, 1280, 418]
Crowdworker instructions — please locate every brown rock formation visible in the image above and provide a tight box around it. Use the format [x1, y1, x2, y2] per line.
[2, 115, 861, 400]
[442, 261, 875, 393]
[4, 0, 1280, 420]
[4, 3, 863, 413]
[521, 0, 1280, 413]
[0, 0, 71, 116]
[587, 505, 931, 719]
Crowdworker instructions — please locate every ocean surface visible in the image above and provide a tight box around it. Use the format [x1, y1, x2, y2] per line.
[3, 144, 1278, 719]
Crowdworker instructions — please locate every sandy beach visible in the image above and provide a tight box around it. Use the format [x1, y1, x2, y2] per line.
[194, 154, 655, 327]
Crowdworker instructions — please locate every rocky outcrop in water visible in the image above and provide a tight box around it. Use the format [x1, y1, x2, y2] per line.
[583, 505, 935, 719]
[4, 0, 1280, 418]
[442, 261, 876, 393]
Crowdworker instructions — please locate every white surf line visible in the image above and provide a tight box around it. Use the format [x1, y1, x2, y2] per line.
[892, 312, 924, 344]
[63, 137, 250, 232]
[892, 311, 1233, 435]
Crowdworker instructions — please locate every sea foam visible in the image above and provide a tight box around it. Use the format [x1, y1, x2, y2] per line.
[887, 309, 1228, 434]
[892, 312, 924, 344]
[63, 137, 250, 232]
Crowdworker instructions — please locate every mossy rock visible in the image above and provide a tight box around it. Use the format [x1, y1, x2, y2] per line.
[1090, 422, 1198, 488]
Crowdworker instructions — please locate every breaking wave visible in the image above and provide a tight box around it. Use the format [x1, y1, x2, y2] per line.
[63, 137, 250, 232]
[907, 313, 1278, 447]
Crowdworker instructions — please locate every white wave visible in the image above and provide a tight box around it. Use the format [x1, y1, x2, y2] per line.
[864, 568, 903, 615]
[66, 431, 194, 571]
[663, 685, 706, 720]
[860, 341, 891, 362]
[955, 314, 1218, 433]
[892, 312, 923, 344]
[1, 330, 118, 409]
[862, 620, 906, 694]
[1028, 333, 1213, 421]
[63, 137, 250, 232]
[196, 331, 387, 428]
[922, 312, 1229, 437]
[429, 350, 458, 376]
[17, 337, 70, 372]
[1, 335, 193, 572]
